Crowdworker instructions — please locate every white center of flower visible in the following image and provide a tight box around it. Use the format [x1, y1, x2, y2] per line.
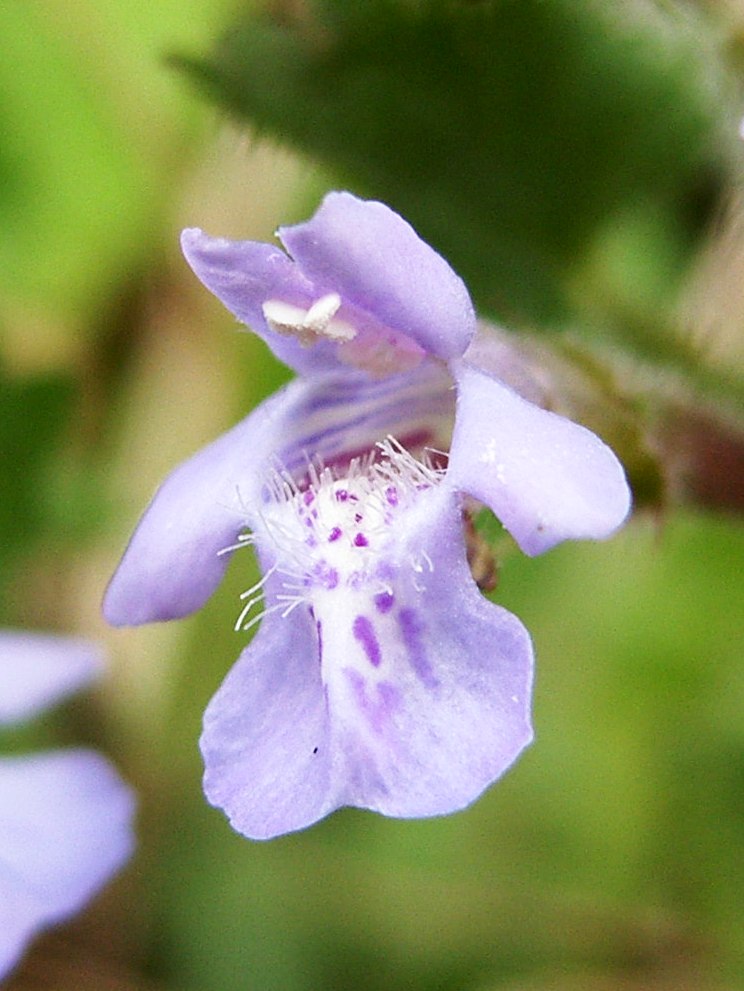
[231, 438, 442, 634]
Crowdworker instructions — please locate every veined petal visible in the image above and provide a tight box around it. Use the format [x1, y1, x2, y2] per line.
[322, 486, 534, 819]
[279, 192, 476, 361]
[201, 481, 533, 839]
[0, 750, 135, 980]
[104, 366, 454, 627]
[448, 360, 632, 555]
[0, 632, 102, 726]
[181, 229, 340, 376]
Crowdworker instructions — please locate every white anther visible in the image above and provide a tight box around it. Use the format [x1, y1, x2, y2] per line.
[303, 293, 342, 330]
[262, 295, 357, 347]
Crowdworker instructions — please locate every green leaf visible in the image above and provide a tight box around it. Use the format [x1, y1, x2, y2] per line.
[0, 0, 231, 326]
[0, 370, 75, 574]
[175, 0, 731, 326]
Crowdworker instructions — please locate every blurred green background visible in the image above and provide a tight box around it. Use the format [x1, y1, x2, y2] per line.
[1, 1, 743, 989]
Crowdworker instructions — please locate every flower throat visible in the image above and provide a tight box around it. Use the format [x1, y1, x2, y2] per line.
[229, 438, 444, 634]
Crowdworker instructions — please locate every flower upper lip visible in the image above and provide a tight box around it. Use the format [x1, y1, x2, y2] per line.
[107, 192, 631, 629]
[181, 191, 476, 377]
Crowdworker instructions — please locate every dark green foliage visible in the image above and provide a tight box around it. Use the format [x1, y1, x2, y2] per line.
[0, 371, 74, 575]
[175, 0, 729, 324]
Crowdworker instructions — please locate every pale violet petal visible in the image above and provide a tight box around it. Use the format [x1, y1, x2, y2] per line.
[183, 193, 476, 373]
[322, 486, 534, 819]
[0, 632, 102, 726]
[448, 360, 632, 555]
[181, 228, 340, 376]
[103, 377, 312, 626]
[201, 601, 337, 841]
[104, 366, 454, 627]
[0, 750, 135, 980]
[279, 192, 476, 361]
[201, 486, 533, 838]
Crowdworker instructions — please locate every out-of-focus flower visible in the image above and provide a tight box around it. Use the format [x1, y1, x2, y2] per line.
[0, 632, 135, 980]
[104, 192, 630, 840]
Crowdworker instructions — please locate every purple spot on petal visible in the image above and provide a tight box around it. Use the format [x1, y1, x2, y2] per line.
[315, 620, 323, 663]
[328, 526, 342, 542]
[335, 489, 349, 502]
[377, 680, 401, 714]
[344, 668, 397, 735]
[374, 590, 395, 614]
[353, 615, 382, 667]
[377, 561, 395, 582]
[354, 512, 363, 523]
[345, 667, 369, 710]
[398, 607, 439, 688]
[354, 532, 369, 547]
[385, 486, 399, 507]
[303, 490, 315, 506]
[314, 562, 339, 589]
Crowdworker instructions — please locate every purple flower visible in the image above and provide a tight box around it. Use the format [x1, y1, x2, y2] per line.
[104, 192, 630, 840]
[0, 632, 135, 979]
